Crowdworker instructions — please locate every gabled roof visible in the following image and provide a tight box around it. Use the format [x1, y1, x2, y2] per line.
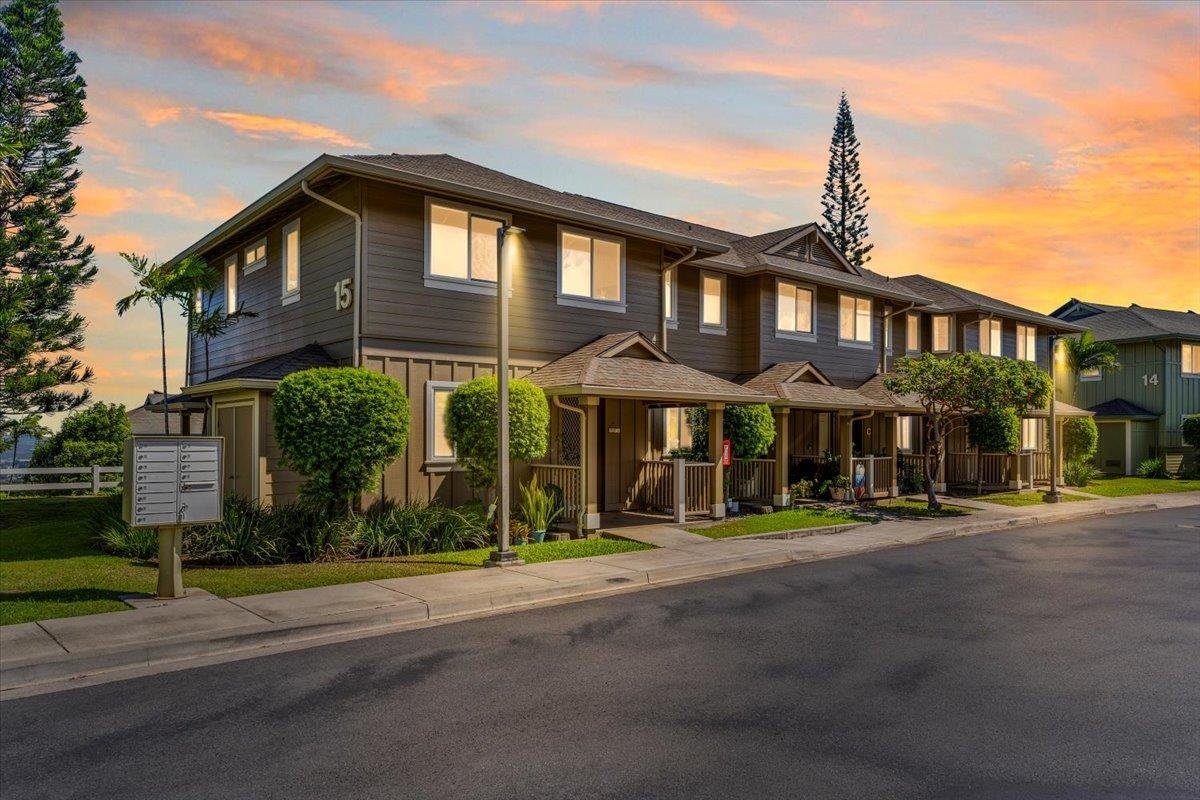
[744, 362, 905, 410]
[1057, 304, 1200, 343]
[1088, 398, 1157, 419]
[525, 332, 770, 403]
[890, 275, 1085, 331]
[856, 373, 924, 413]
[1048, 298, 1125, 321]
[201, 343, 338, 384]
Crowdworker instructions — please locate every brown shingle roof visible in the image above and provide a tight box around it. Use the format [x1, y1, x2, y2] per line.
[744, 362, 905, 409]
[891, 275, 1084, 331]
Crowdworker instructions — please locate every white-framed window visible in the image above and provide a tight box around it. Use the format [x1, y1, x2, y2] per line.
[932, 315, 952, 353]
[775, 279, 815, 338]
[223, 254, 238, 315]
[281, 218, 300, 305]
[906, 312, 920, 353]
[243, 238, 267, 274]
[897, 415, 915, 451]
[193, 288, 203, 315]
[426, 381, 462, 465]
[425, 198, 508, 295]
[699, 271, 726, 333]
[1080, 366, 1102, 381]
[558, 226, 625, 311]
[1021, 417, 1040, 450]
[1016, 324, 1037, 362]
[1183, 342, 1200, 377]
[979, 318, 1002, 356]
[663, 266, 677, 327]
[838, 293, 872, 344]
[884, 306, 893, 351]
[662, 407, 692, 453]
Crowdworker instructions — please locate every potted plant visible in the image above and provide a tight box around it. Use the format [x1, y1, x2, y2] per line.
[519, 474, 561, 543]
[831, 475, 853, 503]
[510, 520, 531, 546]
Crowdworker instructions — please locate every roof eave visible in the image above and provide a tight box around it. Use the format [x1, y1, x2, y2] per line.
[541, 384, 772, 404]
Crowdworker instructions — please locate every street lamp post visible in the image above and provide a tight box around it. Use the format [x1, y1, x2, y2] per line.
[487, 223, 525, 567]
[1045, 334, 1062, 503]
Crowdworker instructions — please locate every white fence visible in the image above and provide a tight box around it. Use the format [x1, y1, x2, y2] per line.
[0, 465, 123, 494]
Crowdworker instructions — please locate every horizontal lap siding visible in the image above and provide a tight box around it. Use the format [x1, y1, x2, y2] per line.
[759, 283, 882, 387]
[665, 266, 748, 379]
[188, 182, 357, 383]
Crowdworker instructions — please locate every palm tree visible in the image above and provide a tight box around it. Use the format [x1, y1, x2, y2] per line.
[115, 254, 206, 434]
[190, 295, 256, 381]
[1063, 330, 1121, 377]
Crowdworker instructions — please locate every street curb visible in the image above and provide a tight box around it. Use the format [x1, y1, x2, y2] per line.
[1, 497, 1191, 698]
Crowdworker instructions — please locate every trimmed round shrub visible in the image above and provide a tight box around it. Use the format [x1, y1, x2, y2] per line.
[686, 403, 775, 459]
[966, 408, 1020, 454]
[273, 368, 410, 510]
[1063, 417, 1100, 462]
[1182, 415, 1200, 449]
[446, 376, 549, 491]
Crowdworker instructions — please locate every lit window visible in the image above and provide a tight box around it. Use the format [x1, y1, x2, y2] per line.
[193, 288, 202, 315]
[906, 313, 920, 353]
[1016, 324, 1037, 362]
[898, 416, 915, 451]
[838, 293, 872, 343]
[1183, 343, 1200, 377]
[1080, 366, 1102, 381]
[224, 254, 237, 315]
[1021, 418, 1040, 450]
[426, 381, 461, 463]
[980, 318, 1002, 356]
[663, 267, 676, 323]
[663, 407, 692, 453]
[559, 228, 624, 306]
[776, 280, 814, 335]
[700, 271, 725, 330]
[885, 308, 893, 350]
[428, 201, 503, 284]
[243, 238, 267, 274]
[282, 218, 300, 302]
[932, 315, 951, 352]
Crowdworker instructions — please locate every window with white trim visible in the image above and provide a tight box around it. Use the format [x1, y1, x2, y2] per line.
[1021, 417, 1040, 450]
[838, 293, 872, 343]
[663, 267, 677, 325]
[1016, 324, 1037, 362]
[979, 318, 1002, 356]
[282, 218, 300, 303]
[426, 381, 462, 464]
[932, 315, 952, 352]
[559, 227, 624, 308]
[1080, 366, 1102, 381]
[243, 238, 266, 274]
[700, 271, 726, 331]
[776, 279, 814, 336]
[884, 307, 893, 351]
[662, 407, 692, 453]
[906, 312, 920, 353]
[898, 415, 915, 451]
[224, 254, 237, 315]
[1183, 342, 1200, 377]
[427, 200, 504, 287]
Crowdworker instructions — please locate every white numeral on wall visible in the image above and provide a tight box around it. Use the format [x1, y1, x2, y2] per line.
[333, 278, 353, 311]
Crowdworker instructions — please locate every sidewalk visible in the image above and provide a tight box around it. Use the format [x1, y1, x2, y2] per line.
[3, 491, 1197, 698]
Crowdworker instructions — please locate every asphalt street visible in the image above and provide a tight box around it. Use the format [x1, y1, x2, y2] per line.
[2, 506, 1198, 800]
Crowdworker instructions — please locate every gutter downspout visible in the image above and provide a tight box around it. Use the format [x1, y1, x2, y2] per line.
[301, 180, 362, 367]
[552, 395, 586, 538]
[660, 247, 697, 351]
[880, 302, 917, 374]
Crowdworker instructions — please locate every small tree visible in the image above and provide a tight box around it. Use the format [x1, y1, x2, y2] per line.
[1063, 417, 1100, 462]
[1180, 415, 1200, 450]
[886, 353, 1051, 509]
[1063, 330, 1120, 378]
[273, 368, 410, 512]
[2, 414, 50, 468]
[189, 295, 257, 382]
[686, 403, 775, 460]
[30, 401, 129, 468]
[966, 408, 1020, 494]
[446, 376, 550, 495]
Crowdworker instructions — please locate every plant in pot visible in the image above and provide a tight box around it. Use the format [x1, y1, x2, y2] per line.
[510, 520, 532, 546]
[831, 475, 854, 503]
[519, 474, 561, 543]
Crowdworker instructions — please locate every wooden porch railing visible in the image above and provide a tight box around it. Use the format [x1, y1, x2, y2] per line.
[633, 460, 674, 512]
[1031, 451, 1051, 484]
[850, 456, 893, 499]
[634, 459, 715, 520]
[530, 464, 582, 518]
[946, 452, 1011, 488]
[729, 458, 774, 500]
[684, 462, 713, 514]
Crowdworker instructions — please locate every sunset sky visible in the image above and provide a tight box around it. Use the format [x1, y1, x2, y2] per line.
[57, 0, 1200, 416]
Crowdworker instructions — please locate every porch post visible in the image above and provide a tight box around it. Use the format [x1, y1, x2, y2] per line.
[707, 402, 725, 519]
[1009, 452, 1022, 491]
[837, 412, 853, 477]
[772, 406, 790, 508]
[581, 396, 601, 533]
[887, 412, 898, 497]
[674, 457, 687, 523]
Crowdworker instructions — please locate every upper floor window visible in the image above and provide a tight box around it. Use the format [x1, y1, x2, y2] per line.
[223, 254, 237, 315]
[884, 307, 893, 351]
[932, 315, 952, 353]
[663, 266, 677, 325]
[700, 271, 726, 332]
[559, 227, 624, 311]
[243, 238, 267, 274]
[1183, 342, 1200, 377]
[281, 218, 300, 305]
[906, 312, 920, 353]
[426, 381, 462, 465]
[1016, 324, 1037, 362]
[426, 199, 505, 293]
[838, 293, 872, 344]
[979, 318, 1002, 356]
[776, 279, 814, 337]
[1080, 366, 1102, 381]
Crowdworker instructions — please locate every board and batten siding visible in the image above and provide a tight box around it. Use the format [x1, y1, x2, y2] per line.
[188, 181, 358, 383]
[259, 393, 304, 504]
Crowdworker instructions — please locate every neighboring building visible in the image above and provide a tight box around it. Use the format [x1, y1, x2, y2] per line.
[1051, 300, 1200, 475]
[164, 153, 1085, 526]
[127, 392, 208, 435]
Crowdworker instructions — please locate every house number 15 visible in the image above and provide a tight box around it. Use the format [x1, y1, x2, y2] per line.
[1142, 373, 1159, 386]
[333, 278, 353, 311]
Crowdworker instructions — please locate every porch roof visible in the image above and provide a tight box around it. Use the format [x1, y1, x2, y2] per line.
[744, 363, 910, 411]
[1027, 399, 1093, 418]
[525, 332, 772, 404]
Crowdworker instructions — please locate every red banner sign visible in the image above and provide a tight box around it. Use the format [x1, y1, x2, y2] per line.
[721, 437, 732, 467]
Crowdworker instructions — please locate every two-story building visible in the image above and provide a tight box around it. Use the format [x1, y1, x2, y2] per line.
[165, 153, 1085, 529]
[1050, 300, 1200, 475]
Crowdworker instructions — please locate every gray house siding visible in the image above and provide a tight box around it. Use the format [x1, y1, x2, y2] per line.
[758, 282, 884, 387]
[661, 264, 748, 380]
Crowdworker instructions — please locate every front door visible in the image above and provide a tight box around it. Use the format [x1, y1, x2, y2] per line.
[215, 403, 255, 497]
[602, 399, 647, 511]
[1096, 422, 1125, 475]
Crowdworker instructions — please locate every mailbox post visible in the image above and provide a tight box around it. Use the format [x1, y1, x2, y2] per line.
[123, 436, 224, 598]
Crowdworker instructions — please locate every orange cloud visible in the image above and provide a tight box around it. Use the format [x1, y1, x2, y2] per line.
[74, 179, 139, 216]
[200, 111, 368, 148]
[491, 1, 608, 25]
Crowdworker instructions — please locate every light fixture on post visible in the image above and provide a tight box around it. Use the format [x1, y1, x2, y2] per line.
[486, 223, 526, 567]
[1044, 334, 1062, 503]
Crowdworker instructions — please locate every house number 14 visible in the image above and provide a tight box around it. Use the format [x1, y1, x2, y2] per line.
[333, 278, 353, 311]
[1142, 373, 1158, 386]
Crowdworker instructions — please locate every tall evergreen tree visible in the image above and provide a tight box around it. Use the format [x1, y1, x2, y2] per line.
[820, 91, 873, 267]
[1, 0, 96, 431]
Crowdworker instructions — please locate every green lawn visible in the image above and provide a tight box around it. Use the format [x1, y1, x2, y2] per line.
[1077, 477, 1200, 498]
[970, 491, 1092, 507]
[0, 496, 651, 626]
[688, 508, 866, 539]
[875, 499, 972, 518]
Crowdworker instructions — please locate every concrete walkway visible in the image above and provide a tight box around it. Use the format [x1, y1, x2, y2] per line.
[2, 491, 1197, 698]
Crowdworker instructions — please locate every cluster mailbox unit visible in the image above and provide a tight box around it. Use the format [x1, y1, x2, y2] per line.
[122, 436, 224, 598]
